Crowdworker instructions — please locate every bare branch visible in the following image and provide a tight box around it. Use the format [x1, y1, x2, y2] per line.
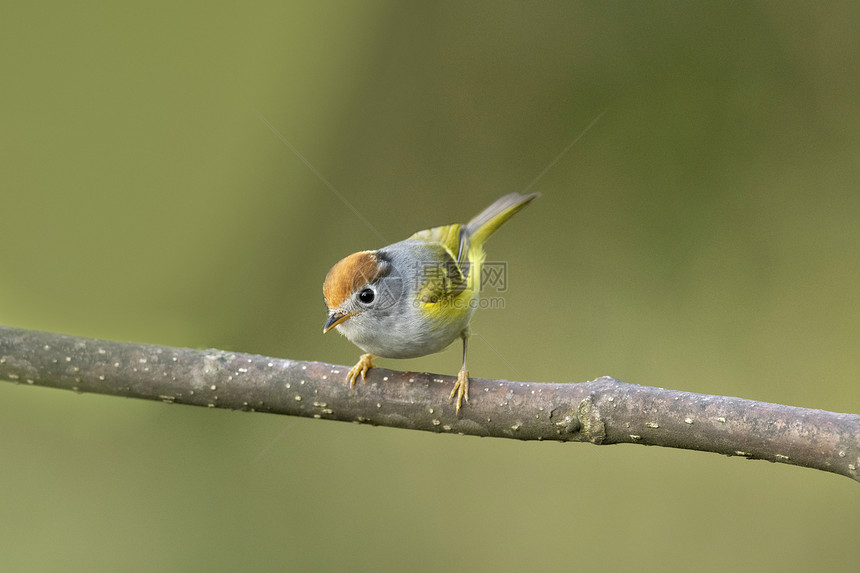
[1, 325, 858, 482]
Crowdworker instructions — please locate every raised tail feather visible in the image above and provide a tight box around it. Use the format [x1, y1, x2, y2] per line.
[464, 192, 539, 249]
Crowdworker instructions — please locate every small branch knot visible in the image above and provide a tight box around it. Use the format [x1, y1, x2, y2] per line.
[577, 394, 606, 444]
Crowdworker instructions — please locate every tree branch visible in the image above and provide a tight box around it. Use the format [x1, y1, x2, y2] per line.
[1, 325, 858, 482]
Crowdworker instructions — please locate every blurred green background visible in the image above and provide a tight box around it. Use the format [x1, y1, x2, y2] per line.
[2, 1, 859, 571]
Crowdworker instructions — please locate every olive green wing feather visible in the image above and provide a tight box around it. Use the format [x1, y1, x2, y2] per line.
[408, 228, 469, 303]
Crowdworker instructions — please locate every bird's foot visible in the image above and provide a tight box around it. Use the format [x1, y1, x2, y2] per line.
[346, 354, 375, 390]
[449, 368, 470, 414]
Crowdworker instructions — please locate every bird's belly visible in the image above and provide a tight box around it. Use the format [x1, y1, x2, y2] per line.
[339, 302, 475, 359]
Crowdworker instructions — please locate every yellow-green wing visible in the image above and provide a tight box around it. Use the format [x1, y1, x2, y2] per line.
[408, 228, 469, 304]
[409, 223, 463, 255]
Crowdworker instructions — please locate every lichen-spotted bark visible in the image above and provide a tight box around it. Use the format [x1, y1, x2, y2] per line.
[1, 325, 858, 482]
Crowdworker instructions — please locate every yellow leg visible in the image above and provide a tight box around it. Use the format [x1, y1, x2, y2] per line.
[449, 333, 470, 413]
[346, 353, 375, 389]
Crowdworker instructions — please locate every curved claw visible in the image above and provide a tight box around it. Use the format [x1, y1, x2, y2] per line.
[449, 369, 470, 414]
[346, 354, 375, 389]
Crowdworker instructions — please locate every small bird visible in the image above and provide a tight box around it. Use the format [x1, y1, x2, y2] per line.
[323, 192, 538, 412]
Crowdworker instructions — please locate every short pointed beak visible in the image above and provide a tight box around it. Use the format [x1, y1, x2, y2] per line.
[323, 311, 356, 333]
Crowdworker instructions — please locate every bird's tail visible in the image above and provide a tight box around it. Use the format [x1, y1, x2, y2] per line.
[464, 192, 539, 249]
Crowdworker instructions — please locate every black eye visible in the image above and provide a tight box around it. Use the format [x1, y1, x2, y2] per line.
[358, 288, 375, 304]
